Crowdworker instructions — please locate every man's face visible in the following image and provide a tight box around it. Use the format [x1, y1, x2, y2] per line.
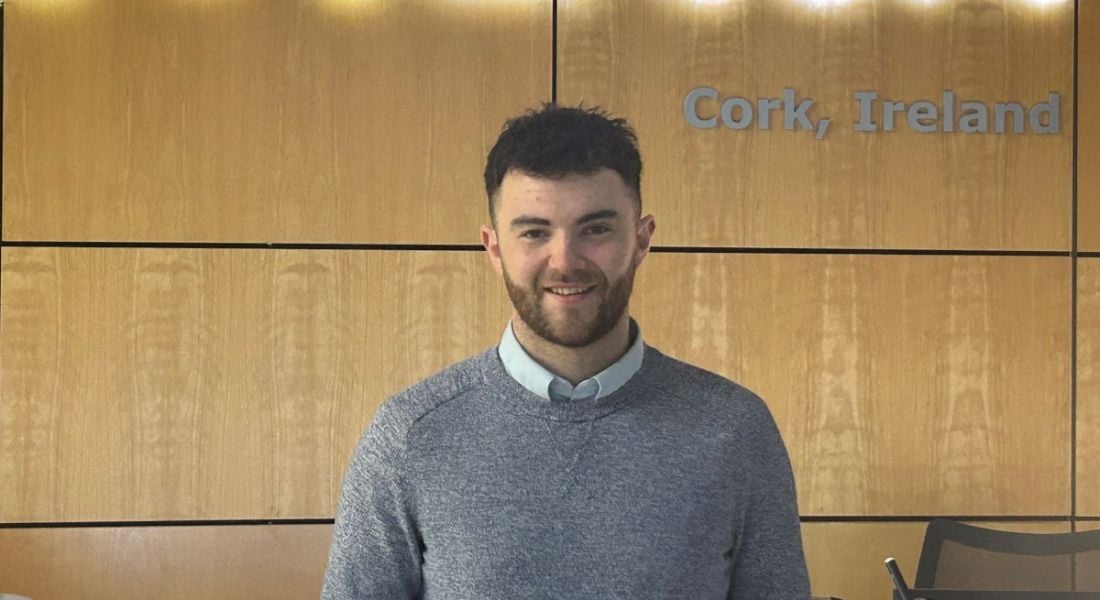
[481, 169, 655, 348]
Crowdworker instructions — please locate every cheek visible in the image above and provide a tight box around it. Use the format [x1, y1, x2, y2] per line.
[499, 248, 543, 283]
[592, 243, 635, 278]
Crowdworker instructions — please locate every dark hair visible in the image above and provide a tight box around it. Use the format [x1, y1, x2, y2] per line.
[483, 104, 642, 224]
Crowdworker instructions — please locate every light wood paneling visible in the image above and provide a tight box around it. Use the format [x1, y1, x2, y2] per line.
[558, 0, 1072, 250]
[634, 253, 1071, 516]
[0, 248, 511, 522]
[0, 524, 332, 600]
[1081, 0, 1100, 252]
[803, 521, 1071, 600]
[1, 249, 1071, 520]
[0, 520, 1082, 600]
[2, 0, 549, 244]
[1080, 259, 1100, 516]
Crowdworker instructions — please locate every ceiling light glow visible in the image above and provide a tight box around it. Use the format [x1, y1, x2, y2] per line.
[803, 0, 852, 8]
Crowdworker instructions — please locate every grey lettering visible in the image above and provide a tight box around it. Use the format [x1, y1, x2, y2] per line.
[959, 102, 987, 133]
[720, 97, 753, 129]
[883, 100, 906, 132]
[853, 91, 878, 132]
[684, 87, 719, 129]
[783, 88, 814, 131]
[994, 102, 1025, 134]
[907, 101, 938, 133]
[1029, 92, 1060, 134]
[687, 86, 1063, 137]
[758, 97, 781, 130]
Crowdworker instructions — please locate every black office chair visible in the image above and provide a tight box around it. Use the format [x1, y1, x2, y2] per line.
[914, 520, 1100, 592]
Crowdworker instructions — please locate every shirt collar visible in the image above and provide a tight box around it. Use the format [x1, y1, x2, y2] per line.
[497, 320, 645, 402]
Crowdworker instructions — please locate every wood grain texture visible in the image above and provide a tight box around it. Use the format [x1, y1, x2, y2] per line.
[1081, 0, 1100, 252]
[2, 0, 549, 243]
[0, 248, 511, 522]
[1080, 259, 1100, 516]
[0, 520, 1079, 600]
[558, 0, 1072, 250]
[0, 249, 1071, 520]
[0, 524, 332, 600]
[633, 253, 1071, 516]
[802, 521, 1071, 600]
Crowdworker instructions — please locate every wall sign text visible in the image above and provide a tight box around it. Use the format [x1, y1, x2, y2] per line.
[684, 87, 1061, 139]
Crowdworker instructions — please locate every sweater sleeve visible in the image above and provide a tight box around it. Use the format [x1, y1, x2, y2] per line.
[727, 401, 811, 600]
[322, 405, 422, 599]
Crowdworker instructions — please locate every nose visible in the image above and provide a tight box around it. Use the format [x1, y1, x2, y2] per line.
[546, 232, 586, 275]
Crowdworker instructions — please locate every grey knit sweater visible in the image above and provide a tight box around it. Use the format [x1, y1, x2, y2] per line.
[322, 345, 810, 599]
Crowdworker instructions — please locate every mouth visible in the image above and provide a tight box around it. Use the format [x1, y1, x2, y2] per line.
[544, 285, 597, 303]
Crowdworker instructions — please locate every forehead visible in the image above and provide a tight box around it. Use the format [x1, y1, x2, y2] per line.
[497, 169, 635, 218]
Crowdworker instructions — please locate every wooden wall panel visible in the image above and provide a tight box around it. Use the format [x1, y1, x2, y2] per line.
[0, 248, 511, 522]
[1080, 259, 1100, 516]
[803, 521, 927, 600]
[803, 521, 1071, 600]
[2, 249, 1071, 521]
[2, 0, 549, 244]
[1081, 0, 1100, 252]
[0, 524, 332, 600]
[0, 521, 1082, 599]
[634, 253, 1071, 516]
[558, 0, 1072, 250]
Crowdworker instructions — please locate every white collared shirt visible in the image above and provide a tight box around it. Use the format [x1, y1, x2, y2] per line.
[497, 320, 645, 402]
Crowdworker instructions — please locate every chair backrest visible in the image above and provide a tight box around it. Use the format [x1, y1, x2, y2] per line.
[915, 520, 1100, 592]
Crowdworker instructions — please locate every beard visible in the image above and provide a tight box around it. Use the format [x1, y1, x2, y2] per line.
[502, 263, 636, 348]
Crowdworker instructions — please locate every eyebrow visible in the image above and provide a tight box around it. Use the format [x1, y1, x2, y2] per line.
[577, 209, 620, 225]
[509, 209, 621, 230]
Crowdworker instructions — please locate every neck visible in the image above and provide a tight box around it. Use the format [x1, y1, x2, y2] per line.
[511, 316, 632, 386]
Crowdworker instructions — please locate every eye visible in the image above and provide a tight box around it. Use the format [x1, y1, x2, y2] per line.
[519, 229, 548, 240]
[584, 224, 612, 235]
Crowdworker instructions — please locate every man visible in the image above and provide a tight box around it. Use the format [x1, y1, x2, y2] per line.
[323, 105, 810, 599]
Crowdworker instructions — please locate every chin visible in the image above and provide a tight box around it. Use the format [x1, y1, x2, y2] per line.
[546, 322, 615, 348]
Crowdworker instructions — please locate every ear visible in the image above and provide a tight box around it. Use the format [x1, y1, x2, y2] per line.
[481, 224, 504, 275]
[633, 214, 655, 266]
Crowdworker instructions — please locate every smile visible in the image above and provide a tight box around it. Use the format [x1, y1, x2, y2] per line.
[548, 286, 593, 296]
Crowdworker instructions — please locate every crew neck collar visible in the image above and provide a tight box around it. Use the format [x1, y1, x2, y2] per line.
[479, 342, 664, 422]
